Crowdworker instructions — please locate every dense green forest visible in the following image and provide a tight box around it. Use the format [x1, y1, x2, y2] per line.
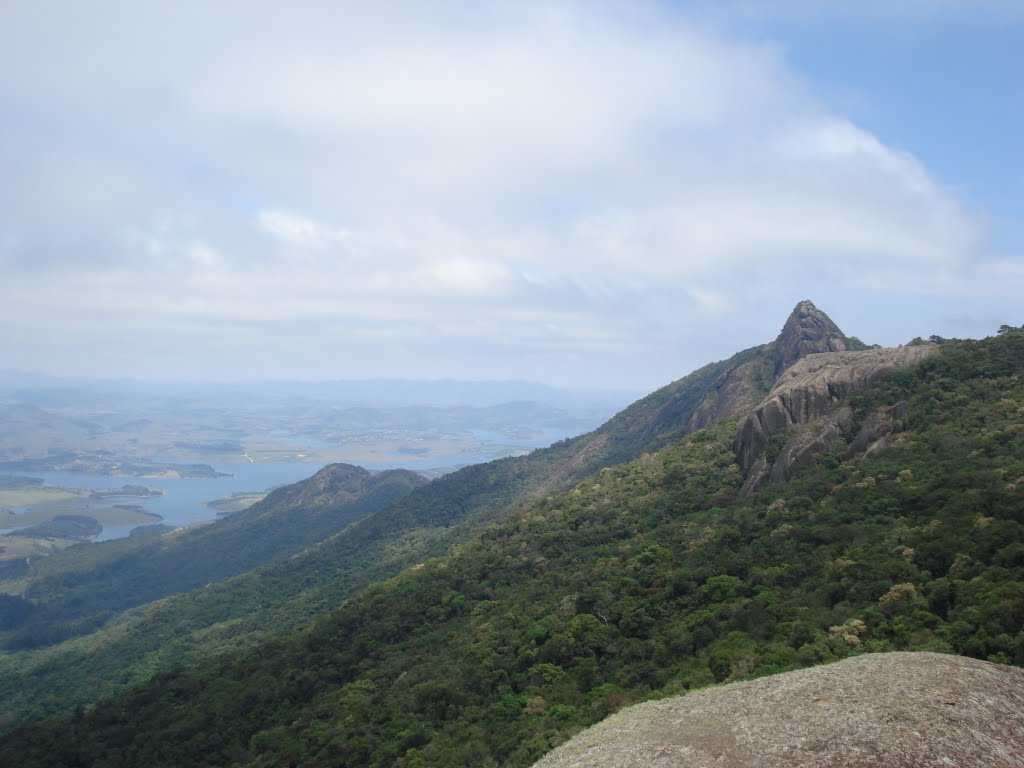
[2, 332, 1021, 767]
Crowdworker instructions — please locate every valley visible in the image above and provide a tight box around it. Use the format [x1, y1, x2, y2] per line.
[0, 304, 1020, 767]
[0, 380, 630, 554]
[4, 4, 1018, 766]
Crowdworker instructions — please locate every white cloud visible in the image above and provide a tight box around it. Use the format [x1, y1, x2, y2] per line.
[187, 242, 221, 268]
[429, 259, 512, 295]
[256, 210, 351, 248]
[0, 0, 1017, 386]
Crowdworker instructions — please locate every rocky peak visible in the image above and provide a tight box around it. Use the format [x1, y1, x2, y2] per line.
[773, 299, 850, 377]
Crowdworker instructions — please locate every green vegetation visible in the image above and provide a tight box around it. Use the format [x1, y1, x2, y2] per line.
[0, 486, 84, 509]
[5, 515, 102, 540]
[0, 453, 228, 478]
[0, 484, 162, 567]
[0, 487, 162, 574]
[1, 500, 157, 529]
[1, 332, 1021, 767]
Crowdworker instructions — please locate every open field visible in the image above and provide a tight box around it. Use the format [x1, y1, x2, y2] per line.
[0, 488, 81, 508]
[0, 534, 78, 560]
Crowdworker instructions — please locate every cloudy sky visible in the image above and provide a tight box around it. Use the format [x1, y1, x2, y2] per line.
[1, 1, 1021, 389]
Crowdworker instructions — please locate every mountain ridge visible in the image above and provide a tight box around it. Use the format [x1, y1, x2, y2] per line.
[0, 313, 1021, 767]
[6, 303, 1015, 765]
[3, 301, 857, 652]
[0, 300, 879, 727]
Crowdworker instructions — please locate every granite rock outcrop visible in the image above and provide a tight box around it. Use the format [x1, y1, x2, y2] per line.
[682, 300, 864, 436]
[772, 299, 854, 376]
[733, 345, 936, 493]
[532, 653, 1024, 768]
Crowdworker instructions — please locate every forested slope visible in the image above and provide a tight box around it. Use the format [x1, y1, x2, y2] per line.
[3, 331, 1021, 767]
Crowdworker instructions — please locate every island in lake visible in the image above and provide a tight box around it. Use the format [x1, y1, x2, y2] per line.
[0, 452, 230, 479]
[0, 477, 165, 567]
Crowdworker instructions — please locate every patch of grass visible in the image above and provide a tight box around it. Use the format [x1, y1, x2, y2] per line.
[0, 488, 82, 508]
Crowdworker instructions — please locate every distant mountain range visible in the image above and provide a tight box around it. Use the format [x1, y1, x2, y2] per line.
[0, 301, 1021, 767]
[0, 371, 641, 409]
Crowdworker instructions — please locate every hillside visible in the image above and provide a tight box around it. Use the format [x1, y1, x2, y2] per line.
[1, 328, 1021, 767]
[0, 301, 866, 725]
[533, 652, 1024, 767]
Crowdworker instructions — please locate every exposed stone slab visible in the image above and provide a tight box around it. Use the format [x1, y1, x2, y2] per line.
[733, 345, 936, 492]
[533, 653, 1024, 768]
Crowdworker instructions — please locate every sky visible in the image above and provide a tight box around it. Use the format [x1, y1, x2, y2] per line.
[1, 1, 1021, 390]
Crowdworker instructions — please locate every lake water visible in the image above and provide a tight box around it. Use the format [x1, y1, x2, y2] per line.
[8, 462, 324, 541]
[2, 426, 586, 542]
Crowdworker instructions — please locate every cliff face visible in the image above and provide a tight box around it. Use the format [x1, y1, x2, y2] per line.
[532, 653, 1024, 768]
[733, 345, 936, 493]
[695, 298, 865, 437]
[664, 298, 901, 494]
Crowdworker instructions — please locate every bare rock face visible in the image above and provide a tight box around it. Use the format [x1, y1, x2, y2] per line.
[733, 345, 936, 493]
[532, 653, 1024, 768]
[587, 301, 862, 471]
[767, 406, 854, 485]
[684, 301, 860, 436]
[773, 299, 851, 377]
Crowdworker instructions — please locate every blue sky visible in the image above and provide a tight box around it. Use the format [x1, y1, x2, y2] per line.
[748, 4, 1022, 252]
[1, 1, 1020, 389]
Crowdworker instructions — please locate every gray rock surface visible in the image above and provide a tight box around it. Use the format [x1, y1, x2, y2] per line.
[767, 406, 854, 485]
[733, 345, 936, 492]
[772, 299, 851, 377]
[532, 653, 1024, 768]
[685, 359, 768, 434]
[681, 301, 861, 437]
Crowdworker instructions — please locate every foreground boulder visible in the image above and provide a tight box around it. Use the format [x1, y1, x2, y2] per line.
[533, 653, 1024, 768]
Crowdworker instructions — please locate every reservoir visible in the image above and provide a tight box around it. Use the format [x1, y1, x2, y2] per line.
[6, 462, 323, 541]
[1, 426, 585, 541]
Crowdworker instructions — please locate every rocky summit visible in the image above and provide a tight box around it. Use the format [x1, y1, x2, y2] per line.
[772, 299, 854, 377]
[532, 653, 1024, 768]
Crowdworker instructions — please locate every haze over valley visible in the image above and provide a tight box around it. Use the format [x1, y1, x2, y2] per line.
[0, 375, 632, 552]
